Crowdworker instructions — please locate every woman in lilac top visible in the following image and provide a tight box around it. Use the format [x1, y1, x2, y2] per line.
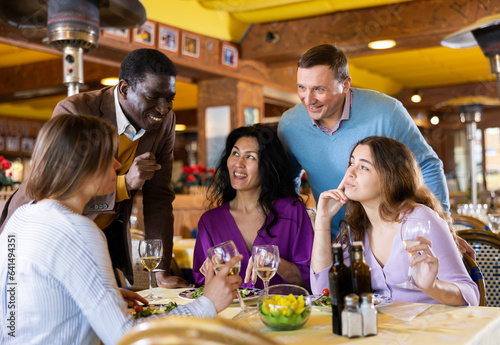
[193, 124, 314, 290]
[311, 136, 479, 305]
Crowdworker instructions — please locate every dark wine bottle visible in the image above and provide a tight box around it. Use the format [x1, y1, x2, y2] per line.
[329, 243, 353, 335]
[352, 241, 372, 295]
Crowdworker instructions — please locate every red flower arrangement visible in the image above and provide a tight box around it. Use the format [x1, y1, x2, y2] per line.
[0, 156, 13, 188]
[172, 164, 215, 193]
[300, 170, 310, 189]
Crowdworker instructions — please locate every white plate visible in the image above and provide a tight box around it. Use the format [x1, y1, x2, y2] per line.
[310, 293, 394, 311]
[178, 287, 261, 303]
[373, 294, 393, 306]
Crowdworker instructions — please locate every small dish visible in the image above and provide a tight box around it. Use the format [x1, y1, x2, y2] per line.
[178, 287, 261, 303]
[373, 294, 394, 306]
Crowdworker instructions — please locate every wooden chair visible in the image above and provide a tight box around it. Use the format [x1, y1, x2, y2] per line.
[462, 252, 487, 306]
[117, 317, 279, 345]
[452, 214, 488, 230]
[456, 229, 500, 307]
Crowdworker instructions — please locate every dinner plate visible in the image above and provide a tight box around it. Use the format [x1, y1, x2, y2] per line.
[127, 303, 173, 312]
[373, 294, 393, 306]
[310, 293, 393, 312]
[178, 287, 261, 303]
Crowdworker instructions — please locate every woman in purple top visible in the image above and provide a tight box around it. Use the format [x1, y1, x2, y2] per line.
[193, 124, 314, 290]
[311, 136, 479, 305]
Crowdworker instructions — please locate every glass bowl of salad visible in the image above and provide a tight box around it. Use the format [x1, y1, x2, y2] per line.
[257, 284, 311, 331]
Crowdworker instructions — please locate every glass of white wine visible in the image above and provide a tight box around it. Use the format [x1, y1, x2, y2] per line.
[138, 239, 163, 300]
[207, 240, 254, 320]
[251, 245, 279, 298]
[396, 218, 430, 290]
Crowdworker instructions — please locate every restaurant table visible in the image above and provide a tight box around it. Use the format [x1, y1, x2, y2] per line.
[136, 288, 500, 345]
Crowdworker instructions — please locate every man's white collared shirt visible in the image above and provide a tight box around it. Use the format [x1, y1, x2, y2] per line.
[114, 86, 145, 141]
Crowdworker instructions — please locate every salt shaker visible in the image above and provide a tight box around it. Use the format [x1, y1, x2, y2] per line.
[360, 293, 378, 336]
[341, 294, 362, 338]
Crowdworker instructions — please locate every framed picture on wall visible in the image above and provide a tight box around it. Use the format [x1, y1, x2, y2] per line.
[21, 138, 35, 153]
[102, 28, 130, 43]
[181, 32, 200, 59]
[6, 136, 19, 152]
[221, 42, 238, 68]
[158, 24, 179, 54]
[132, 20, 156, 47]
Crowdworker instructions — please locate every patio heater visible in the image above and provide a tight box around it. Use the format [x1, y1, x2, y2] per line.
[0, 0, 146, 97]
[459, 104, 483, 207]
[441, 14, 500, 100]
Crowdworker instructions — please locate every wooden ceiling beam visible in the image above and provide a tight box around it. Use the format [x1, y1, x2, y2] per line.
[241, 0, 500, 63]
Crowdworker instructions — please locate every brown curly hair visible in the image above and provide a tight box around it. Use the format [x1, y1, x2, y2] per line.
[335, 136, 455, 246]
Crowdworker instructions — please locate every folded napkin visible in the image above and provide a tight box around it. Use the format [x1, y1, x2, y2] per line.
[377, 303, 431, 322]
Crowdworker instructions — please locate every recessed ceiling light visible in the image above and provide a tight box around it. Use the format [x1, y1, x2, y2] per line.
[368, 40, 396, 50]
[100, 77, 119, 86]
[175, 124, 186, 132]
[430, 116, 440, 125]
[411, 90, 422, 103]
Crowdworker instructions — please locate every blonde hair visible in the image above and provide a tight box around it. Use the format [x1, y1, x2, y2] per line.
[26, 115, 118, 201]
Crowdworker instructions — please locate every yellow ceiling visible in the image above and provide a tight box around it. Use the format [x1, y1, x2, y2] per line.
[0, 0, 496, 119]
[349, 46, 495, 95]
[143, 0, 415, 42]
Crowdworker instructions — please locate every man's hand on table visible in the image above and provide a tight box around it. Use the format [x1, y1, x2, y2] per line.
[203, 255, 243, 313]
[120, 288, 149, 307]
[155, 271, 191, 288]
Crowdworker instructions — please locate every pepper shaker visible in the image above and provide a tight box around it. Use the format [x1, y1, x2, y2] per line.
[360, 293, 378, 336]
[341, 294, 362, 338]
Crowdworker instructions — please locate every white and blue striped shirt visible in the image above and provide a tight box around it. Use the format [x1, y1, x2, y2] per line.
[0, 201, 215, 345]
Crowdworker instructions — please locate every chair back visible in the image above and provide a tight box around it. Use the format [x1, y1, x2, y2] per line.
[117, 317, 279, 345]
[452, 214, 488, 231]
[456, 229, 500, 307]
[461, 252, 487, 306]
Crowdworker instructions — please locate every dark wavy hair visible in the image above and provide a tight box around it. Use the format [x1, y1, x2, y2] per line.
[335, 136, 455, 244]
[119, 48, 177, 89]
[208, 124, 300, 238]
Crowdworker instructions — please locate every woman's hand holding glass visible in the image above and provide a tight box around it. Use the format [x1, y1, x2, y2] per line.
[207, 240, 254, 320]
[202, 255, 243, 313]
[396, 218, 431, 290]
[407, 235, 439, 291]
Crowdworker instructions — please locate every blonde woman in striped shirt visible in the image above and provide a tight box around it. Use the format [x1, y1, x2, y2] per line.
[0, 115, 241, 345]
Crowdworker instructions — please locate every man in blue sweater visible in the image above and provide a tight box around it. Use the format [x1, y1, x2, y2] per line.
[278, 44, 449, 237]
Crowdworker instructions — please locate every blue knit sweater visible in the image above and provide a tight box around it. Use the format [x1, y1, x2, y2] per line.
[278, 87, 449, 236]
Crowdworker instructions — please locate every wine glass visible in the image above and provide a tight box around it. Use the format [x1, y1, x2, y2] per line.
[207, 240, 255, 320]
[251, 245, 280, 298]
[396, 218, 430, 290]
[138, 239, 163, 300]
[488, 213, 500, 234]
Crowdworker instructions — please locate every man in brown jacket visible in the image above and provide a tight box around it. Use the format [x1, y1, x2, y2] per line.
[0, 49, 189, 288]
